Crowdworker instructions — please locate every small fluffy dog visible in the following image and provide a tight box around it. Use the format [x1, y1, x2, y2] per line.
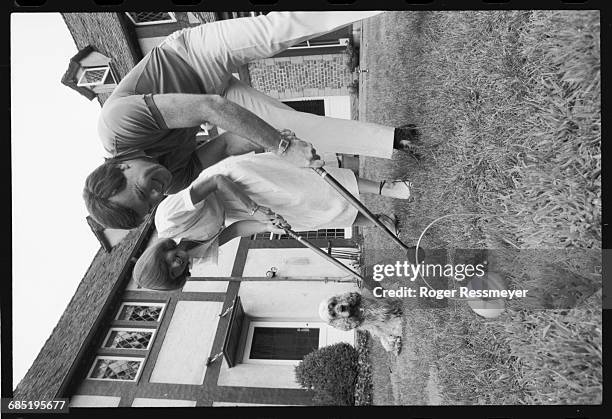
[319, 291, 403, 355]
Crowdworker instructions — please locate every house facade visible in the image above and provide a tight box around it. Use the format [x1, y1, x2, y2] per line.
[13, 12, 363, 407]
[14, 215, 362, 407]
[248, 25, 354, 119]
[64, 229, 360, 407]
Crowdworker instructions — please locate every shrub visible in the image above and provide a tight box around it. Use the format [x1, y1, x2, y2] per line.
[294, 342, 359, 405]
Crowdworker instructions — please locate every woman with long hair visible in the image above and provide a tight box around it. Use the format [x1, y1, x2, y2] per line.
[133, 145, 412, 291]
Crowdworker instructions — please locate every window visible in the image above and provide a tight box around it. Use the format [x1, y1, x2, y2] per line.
[86, 302, 166, 383]
[126, 12, 177, 26]
[103, 328, 155, 350]
[243, 322, 326, 365]
[87, 356, 144, 381]
[76, 66, 116, 87]
[250, 328, 319, 360]
[252, 229, 346, 241]
[282, 99, 325, 116]
[289, 38, 350, 50]
[115, 302, 165, 322]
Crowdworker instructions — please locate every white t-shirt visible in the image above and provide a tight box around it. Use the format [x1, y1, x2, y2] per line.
[155, 187, 225, 265]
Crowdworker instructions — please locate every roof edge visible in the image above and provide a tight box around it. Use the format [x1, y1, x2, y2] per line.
[55, 216, 155, 397]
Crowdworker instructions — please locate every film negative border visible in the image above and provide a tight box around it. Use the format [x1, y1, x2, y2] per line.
[6, 0, 604, 12]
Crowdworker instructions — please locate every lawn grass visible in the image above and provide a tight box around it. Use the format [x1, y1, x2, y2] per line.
[433, 290, 602, 404]
[358, 11, 601, 405]
[415, 11, 600, 250]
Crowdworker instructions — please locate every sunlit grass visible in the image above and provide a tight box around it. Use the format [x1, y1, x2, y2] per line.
[359, 10, 601, 405]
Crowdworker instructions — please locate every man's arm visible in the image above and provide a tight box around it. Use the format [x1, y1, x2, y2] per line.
[153, 93, 323, 168]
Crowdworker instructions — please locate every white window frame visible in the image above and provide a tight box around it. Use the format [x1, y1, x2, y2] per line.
[76, 66, 111, 87]
[115, 302, 166, 322]
[253, 228, 352, 241]
[242, 321, 327, 366]
[102, 327, 156, 350]
[87, 356, 144, 382]
[282, 96, 326, 102]
[288, 38, 350, 50]
[125, 12, 177, 26]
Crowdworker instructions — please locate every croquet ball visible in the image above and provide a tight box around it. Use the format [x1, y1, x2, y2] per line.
[466, 271, 506, 319]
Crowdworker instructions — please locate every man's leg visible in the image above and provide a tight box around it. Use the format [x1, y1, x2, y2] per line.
[223, 77, 395, 159]
[161, 11, 383, 95]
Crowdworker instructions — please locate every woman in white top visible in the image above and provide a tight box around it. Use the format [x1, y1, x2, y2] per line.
[133, 147, 412, 290]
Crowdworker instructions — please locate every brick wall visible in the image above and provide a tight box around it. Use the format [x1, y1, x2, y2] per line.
[248, 53, 353, 100]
